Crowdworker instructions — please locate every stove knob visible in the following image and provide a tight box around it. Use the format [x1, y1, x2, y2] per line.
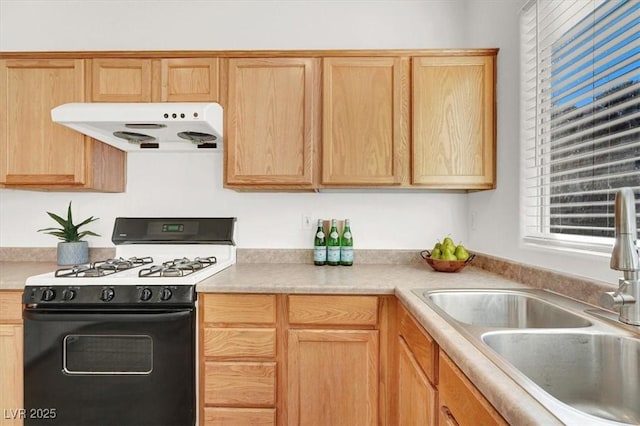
[62, 289, 76, 301]
[100, 287, 115, 302]
[41, 288, 56, 301]
[160, 287, 173, 301]
[140, 287, 153, 301]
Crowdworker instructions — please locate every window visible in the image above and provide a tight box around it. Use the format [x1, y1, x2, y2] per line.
[521, 0, 640, 251]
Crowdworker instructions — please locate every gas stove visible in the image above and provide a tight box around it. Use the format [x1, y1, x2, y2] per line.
[24, 217, 236, 306]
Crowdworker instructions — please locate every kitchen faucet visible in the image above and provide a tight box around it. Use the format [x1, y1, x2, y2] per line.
[600, 187, 640, 326]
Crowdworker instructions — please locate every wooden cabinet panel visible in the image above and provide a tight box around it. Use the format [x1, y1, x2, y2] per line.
[91, 58, 152, 102]
[0, 292, 23, 322]
[204, 361, 276, 407]
[224, 57, 320, 189]
[159, 58, 219, 102]
[203, 328, 276, 358]
[288, 295, 378, 326]
[0, 59, 85, 185]
[0, 325, 23, 426]
[439, 350, 507, 426]
[287, 329, 378, 426]
[398, 302, 437, 384]
[0, 58, 125, 191]
[0, 293, 22, 426]
[202, 294, 276, 325]
[398, 337, 436, 426]
[322, 57, 409, 186]
[412, 54, 496, 189]
[203, 407, 275, 426]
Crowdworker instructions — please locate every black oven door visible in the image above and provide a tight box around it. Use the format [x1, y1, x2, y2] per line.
[23, 308, 195, 426]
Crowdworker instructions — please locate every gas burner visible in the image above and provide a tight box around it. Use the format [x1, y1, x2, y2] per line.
[138, 256, 217, 278]
[54, 257, 154, 278]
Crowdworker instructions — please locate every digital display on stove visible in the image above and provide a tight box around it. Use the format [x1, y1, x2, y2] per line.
[162, 224, 184, 232]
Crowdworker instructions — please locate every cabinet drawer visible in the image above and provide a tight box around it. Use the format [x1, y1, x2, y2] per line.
[439, 350, 507, 426]
[288, 295, 378, 326]
[0, 292, 22, 322]
[398, 303, 437, 384]
[202, 294, 276, 325]
[203, 328, 276, 358]
[203, 407, 275, 426]
[204, 361, 276, 406]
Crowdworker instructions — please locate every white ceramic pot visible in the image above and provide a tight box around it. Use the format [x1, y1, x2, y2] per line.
[57, 241, 89, 266]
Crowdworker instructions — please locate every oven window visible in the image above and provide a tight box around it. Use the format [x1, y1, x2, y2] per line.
[63, 335, 153, 375]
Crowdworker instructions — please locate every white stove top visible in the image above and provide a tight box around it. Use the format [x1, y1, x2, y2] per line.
[25, 244, 236, 287]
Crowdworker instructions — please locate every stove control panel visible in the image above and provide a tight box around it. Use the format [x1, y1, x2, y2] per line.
[23, 285, 195, 306]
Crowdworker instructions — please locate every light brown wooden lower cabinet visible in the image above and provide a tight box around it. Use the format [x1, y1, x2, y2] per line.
[287, 329, 379, 426]
[0, 291, 23, 426]
[438, 349, 507, 426]
[199, 294, 507, 426]
[397, 337, 437, 426]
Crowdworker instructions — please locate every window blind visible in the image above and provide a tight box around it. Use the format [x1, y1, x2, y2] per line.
[521, 0, 640, 247]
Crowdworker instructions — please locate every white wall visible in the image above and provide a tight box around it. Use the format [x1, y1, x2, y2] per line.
[0, 0, 621, 285]
[0, 0, 470, 250]
[465, 0, 618, 284]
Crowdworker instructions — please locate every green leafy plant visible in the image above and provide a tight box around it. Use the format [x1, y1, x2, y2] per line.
[38, 201, 100, 242]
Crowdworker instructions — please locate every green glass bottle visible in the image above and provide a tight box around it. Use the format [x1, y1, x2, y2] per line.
[313, 219, 326, 266]
[327, 219, 340, 266]
[340, 219, 353, 266]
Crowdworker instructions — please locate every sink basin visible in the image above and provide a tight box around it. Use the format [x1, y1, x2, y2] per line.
[423, 289, 592, 328]
[482, 332, 640, 424]
[411, 288, 640, 424]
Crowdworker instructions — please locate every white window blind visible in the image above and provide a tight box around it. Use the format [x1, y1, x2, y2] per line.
[521, 0, 640, 249]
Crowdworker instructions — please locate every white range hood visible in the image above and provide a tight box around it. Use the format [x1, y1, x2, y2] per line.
[51, 102, 223, 152]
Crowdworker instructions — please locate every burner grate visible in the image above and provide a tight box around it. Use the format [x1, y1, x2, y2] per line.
[138, 256, 217, 278]
[55, 257, 154, 278]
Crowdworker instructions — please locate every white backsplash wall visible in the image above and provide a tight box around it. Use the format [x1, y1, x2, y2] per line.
[1, 152, 469, 250]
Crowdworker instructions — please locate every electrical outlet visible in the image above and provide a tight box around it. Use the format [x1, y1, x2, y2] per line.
[301, 214, 313, 230]
[470, 210, 477, 231]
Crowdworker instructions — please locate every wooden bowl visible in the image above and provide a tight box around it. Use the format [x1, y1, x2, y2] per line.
[420, 250, 475, 273]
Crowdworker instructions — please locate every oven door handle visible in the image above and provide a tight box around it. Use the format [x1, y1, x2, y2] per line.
[22, 308, 193, 322]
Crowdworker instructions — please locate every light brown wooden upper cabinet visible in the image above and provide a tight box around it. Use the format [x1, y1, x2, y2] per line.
[223, 57, 320, 190]
[412, 53, 496, 189]
[90, 57, 219, 102]
[0, 59, 125, 191]
[322, 57, 409, 186]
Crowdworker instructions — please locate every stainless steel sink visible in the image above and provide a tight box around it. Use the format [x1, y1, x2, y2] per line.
[412, 288, 640, 425]
[426, 289, 592, 328]
[483, 331, 640, 424]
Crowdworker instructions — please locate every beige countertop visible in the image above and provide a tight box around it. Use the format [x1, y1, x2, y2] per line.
[0, 260, 574, 424]
[0, 261, 58, 289]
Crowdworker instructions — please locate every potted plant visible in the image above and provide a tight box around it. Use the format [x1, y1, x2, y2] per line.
[38, 201, 100, 266]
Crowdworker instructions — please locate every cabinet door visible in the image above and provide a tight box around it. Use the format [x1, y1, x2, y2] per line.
[322, 57, 409, 186]
[398, 337, 436, 426]
[224, 58, 320, 189]
[159, 58, 219, 102]
[0, 292, 23, 425]
[412, 54, 496, 189]
[91, 58, 152, 102]
[0, 59, 87, 186]
[287, 329, 378, 426]
[0, 324, 23, 426]
[439, 350, 507, 426]
[0, 59, 124, 191]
